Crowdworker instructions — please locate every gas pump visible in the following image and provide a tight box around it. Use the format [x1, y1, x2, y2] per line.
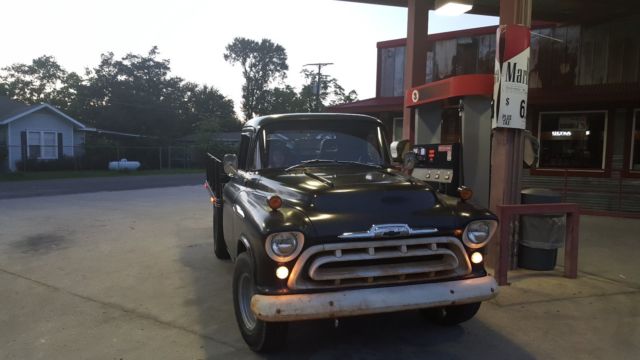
[411, 96, 492, 208]
[402, 75, 495, 208]
[411, 143, 462, 197]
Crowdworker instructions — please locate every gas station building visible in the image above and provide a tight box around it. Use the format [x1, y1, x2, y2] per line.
[331, 1, 640, 215]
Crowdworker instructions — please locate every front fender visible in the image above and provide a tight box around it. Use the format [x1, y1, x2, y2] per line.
[234, 190, 315, 293]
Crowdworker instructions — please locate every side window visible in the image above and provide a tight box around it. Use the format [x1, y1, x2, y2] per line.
[246, 129, 266, 170]
[253, 141, 263, 170]
[237, 133, 251, 170]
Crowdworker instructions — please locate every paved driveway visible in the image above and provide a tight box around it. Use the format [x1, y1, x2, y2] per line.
[0, 186, 638, 359]
[0, 173, 203, 199]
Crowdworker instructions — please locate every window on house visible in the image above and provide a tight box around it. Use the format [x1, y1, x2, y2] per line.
[538, 111, 607, 169]
[393, 117, 403, 141]
[27, 131, 58, 160]
[631, 109, 640, 171]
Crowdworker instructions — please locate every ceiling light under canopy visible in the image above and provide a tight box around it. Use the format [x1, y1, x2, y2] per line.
[434, 0, 474, 16]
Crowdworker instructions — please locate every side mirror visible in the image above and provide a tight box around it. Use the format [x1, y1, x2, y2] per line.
[523, 131, 539, 168]
[223, 154, 238, 175]
[390, 140, 411, 163]
[403, 151, 417, 171]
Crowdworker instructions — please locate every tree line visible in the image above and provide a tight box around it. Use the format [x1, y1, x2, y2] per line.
[0, 38, 358, 144]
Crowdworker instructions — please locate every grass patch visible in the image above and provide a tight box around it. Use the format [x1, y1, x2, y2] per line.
[0, 168, 204, 182]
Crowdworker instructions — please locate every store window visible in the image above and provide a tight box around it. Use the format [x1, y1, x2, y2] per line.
[538, 111, 607, 169]
[27, 131, 58, 160]
[380, 46, 405, 97]
[631, 109, 640, 171]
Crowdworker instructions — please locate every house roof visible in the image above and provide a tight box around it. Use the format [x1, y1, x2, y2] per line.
[80, 127, 150, 138]
[0, 96, 86, 128]
[327, 97, 404, 114]
[0, 96, 33, 120]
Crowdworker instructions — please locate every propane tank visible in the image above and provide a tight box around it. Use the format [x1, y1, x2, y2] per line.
[108, 159, 141, 171]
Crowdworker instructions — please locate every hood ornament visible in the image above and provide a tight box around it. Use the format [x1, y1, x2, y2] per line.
[339, 224, 438, 239]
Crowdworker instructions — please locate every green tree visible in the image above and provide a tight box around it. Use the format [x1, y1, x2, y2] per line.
[257, 85, 306, 115]
[298, 69, 358, 112]
[1, 49, 240, 144]
[75, 47, 239, 142]
[74, 48, 183, 140]
[224, 37, 288, 120]
[0, 55, 81, 109]
[183, 82, 241, 133]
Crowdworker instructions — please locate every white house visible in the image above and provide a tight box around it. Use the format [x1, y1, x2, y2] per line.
[0, 96, 86, 171]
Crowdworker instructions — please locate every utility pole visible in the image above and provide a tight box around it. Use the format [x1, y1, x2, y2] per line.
[487, 0, 533, 269]
[303, 62, 333, 112]
[402, 0, 430, 141]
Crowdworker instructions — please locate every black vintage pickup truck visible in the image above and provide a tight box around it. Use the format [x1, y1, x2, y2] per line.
[205, 113, 498, 352]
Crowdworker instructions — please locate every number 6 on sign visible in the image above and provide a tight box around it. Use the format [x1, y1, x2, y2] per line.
[520, 100, 526, 119]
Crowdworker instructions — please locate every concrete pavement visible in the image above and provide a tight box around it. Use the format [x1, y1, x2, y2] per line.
[0, 186, 638, 359]
[0, 173, 203, 199]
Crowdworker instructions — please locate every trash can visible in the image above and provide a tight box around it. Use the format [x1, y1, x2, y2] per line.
[518, 188, 565, 270]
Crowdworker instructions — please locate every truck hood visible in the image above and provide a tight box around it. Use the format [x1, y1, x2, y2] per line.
[255, 166, 466, 240]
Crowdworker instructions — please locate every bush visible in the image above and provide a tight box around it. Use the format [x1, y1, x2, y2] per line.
[15, 156, 77, 171]
[0, 146, 7, 162]
[80, 146, 118, 170]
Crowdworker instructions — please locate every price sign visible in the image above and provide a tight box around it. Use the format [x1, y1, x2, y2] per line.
[492, 24, 530, 129]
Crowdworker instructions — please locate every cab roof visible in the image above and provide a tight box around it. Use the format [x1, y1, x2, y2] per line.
[243, 113, 383, 130]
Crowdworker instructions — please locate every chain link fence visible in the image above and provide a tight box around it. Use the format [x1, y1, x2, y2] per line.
[1, 143, 236, 172]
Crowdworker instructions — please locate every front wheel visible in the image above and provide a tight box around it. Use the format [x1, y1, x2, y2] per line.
[233, 252, 288, 352]
[421, 302, 481, 326]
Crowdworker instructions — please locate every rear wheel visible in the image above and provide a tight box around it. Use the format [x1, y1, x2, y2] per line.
[233, 252, 288, 352]
[213, 206, 230, 259]
[422, 302, 481, 326]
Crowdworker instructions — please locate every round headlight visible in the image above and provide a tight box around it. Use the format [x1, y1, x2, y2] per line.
[462, 220, 497, 248]
[265, 232, 304, 262]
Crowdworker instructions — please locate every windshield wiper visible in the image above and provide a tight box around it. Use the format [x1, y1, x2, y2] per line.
[285, 159, 384, 172]
[284, 159, 338, 171]
[334, 160, 384, 169]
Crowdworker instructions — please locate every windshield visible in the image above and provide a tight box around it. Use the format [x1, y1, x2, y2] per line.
[253, 120, 388, 170]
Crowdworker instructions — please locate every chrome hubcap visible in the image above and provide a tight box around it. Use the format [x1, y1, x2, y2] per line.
[238, 272, 257, 330]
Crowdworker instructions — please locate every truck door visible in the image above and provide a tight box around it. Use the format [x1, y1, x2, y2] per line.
[223, 130, 252, 258]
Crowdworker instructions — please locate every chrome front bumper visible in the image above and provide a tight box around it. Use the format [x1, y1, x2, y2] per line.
[251, 276, 498, 322]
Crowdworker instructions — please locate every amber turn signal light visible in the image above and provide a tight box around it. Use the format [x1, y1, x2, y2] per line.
[454, 229, 463, 237]
[268, 195, 283, 210]
[458, 186, 473, 201]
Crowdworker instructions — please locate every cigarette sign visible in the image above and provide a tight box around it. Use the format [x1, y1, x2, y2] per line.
[492, 24, 530, 129]
[438, 145, 452, 161]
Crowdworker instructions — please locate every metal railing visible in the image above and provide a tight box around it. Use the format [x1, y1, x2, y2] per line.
[493, 203, 580, 286]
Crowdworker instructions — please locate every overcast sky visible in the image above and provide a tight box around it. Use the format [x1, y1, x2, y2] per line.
[1, 0, 497, 117]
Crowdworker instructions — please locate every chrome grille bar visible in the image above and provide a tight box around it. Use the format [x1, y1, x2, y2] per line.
[288, 236, 470, 290]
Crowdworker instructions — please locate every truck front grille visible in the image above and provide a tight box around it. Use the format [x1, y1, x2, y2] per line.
[287, 237, 471, 290]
